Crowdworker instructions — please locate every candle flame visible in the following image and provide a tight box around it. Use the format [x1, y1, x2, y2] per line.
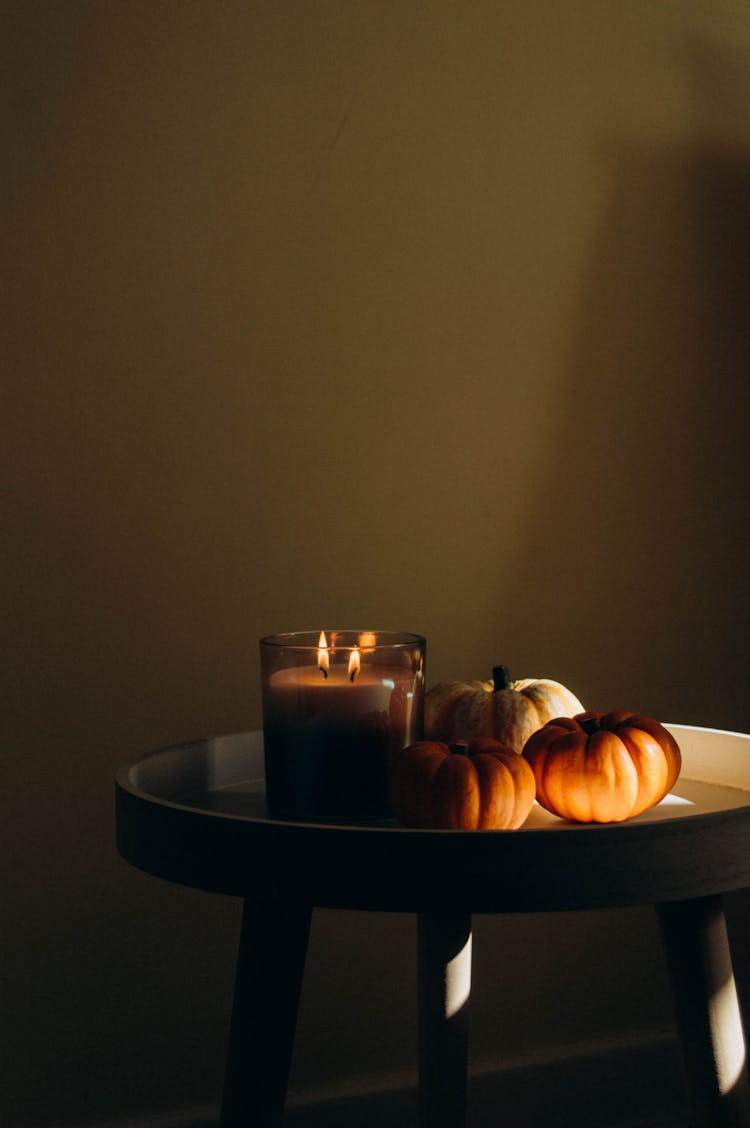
[348, 647, 360, 682]
[317, 630, 330, 678]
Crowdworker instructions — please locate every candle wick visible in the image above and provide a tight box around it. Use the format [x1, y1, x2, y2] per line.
[349, 667, 357, 683]
[319, 666, 328, 679]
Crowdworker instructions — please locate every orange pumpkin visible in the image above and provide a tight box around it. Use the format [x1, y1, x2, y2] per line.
[522, 710, 682, 823]
[390, 736, 536, 830]
[425, 666, 583, 754]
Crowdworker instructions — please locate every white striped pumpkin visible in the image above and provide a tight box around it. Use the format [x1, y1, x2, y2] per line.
[425, 666, 583, 755]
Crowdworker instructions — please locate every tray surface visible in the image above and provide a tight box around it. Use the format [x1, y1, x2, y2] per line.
[126, 724, 750, 829]
[115, 724, 750, 912]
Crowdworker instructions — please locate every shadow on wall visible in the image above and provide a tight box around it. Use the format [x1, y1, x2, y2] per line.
[496, 40, 750, 731]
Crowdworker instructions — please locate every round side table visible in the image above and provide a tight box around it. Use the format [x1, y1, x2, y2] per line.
[115, 724, 750, 1127]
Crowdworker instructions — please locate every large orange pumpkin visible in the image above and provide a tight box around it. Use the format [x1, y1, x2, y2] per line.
[522, 710, 682, 823]
[425, 666, 583, 754]
[390, 736, 536, 830]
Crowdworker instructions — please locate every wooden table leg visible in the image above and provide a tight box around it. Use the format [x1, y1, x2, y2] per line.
[220, 897, 312, 1127]
[418, 911, 472, 1128]
[657, 895, 750, 1127]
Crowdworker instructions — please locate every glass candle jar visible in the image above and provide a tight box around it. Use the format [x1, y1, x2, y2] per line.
[260, 630, 426, 821]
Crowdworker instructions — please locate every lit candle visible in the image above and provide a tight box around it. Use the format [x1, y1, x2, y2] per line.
[260, 630, 426, 820]
[348, 646, 360, 681]
[317, 630, 330, 677]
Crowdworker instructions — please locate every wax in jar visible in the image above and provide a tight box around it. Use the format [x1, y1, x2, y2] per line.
[263, 663, 422, 820]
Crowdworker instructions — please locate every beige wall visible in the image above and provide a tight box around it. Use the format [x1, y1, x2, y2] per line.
[5, 2, 750, 1123]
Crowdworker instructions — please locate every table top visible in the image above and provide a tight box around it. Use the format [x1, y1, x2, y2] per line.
[115, 724, 750, 913]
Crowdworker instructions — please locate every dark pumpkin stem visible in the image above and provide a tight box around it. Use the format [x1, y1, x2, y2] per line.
[492, 665, 512, 692]
[580, 714, 600, 736]
[453, 742, 469, 757]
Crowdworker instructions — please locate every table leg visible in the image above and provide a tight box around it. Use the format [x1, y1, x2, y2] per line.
[657, 895, 750, 1127]
[220, 897, 312, 1127]
[417, 911, 472, 1128]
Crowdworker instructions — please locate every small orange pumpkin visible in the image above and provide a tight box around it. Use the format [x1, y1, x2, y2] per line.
[390, 736, 536, 830]
[522, 710, 682, 823]
[425, 666, 583, 754]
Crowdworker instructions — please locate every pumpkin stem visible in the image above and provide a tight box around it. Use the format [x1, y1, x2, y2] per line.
[579, 714, 600, 736]
[492, 665, 512, 692]
[453, 742, 470, 757]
